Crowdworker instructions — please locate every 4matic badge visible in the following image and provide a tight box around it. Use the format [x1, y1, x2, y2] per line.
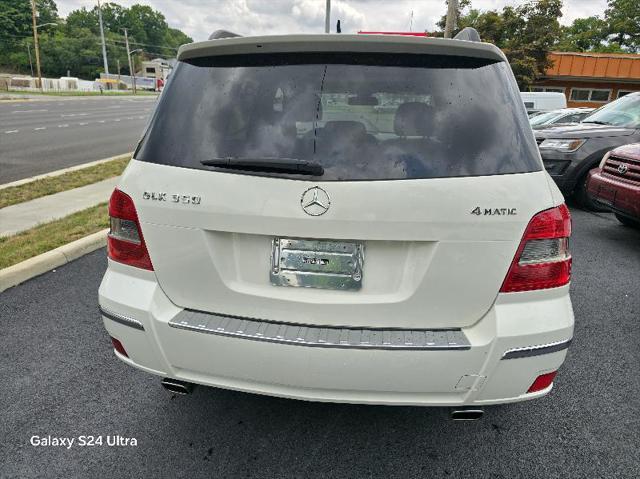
[142, 191, 201, 205]
[471, 206, 517, 216]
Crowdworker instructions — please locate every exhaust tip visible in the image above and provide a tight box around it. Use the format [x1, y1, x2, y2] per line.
[161, 378, 195, 395]
[450, 408, 484, 421]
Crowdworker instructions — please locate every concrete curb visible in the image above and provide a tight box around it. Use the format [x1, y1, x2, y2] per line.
[0, 152, 132, 190]
[0, 229, 108, 293]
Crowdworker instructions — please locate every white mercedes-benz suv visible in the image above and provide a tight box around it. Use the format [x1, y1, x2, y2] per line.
[99, 31, 574, 416]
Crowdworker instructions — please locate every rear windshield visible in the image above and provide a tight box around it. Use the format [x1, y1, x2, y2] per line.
[137, 52, 541, 180]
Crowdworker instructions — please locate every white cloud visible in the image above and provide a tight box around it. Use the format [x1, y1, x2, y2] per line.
[56, 0, 609, 42]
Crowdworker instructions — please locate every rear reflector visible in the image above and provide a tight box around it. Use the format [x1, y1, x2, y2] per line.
[527, 371, 557, 393]
[500, 204, 571, 292]
[108, 189, 153, 270]
[110, 337, 129, 358]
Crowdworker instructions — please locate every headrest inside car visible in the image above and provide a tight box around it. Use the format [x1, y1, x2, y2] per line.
[394, 102, 434, 137]
[322, 121, 367, 138]
[285, 91, 322, 123]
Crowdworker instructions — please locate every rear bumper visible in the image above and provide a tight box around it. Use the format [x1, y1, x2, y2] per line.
[99, 261, 574, 406]
[587, 169, 640, 219]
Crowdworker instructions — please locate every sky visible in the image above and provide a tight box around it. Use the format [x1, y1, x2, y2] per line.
[56, 0, 609, 42]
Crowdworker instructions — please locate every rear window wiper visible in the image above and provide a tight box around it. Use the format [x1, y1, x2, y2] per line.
[201, 157, 324, 176]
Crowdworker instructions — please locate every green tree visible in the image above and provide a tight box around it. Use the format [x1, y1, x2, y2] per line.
[0, 1, 192, 79]
[443, 0, 563, 89]
[556, 17, 610, 52]
[605, 0, 640, 52]
[0, 0, 59, 74]
[505, 0, 563, 89]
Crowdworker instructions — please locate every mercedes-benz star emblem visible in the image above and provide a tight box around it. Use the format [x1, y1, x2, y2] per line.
[301, 187, 330, 216]
[618, 164, 629, 175]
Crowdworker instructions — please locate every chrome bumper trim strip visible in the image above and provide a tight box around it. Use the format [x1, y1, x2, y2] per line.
[168, 310, 471, 351]
[99, 307, 145, 331]
[502, 338, 572, 360]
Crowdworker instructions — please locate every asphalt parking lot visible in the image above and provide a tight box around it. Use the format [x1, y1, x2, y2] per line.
[1, 208, 638, 478]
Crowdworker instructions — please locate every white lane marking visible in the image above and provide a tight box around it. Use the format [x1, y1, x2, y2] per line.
[12, 109, 48, 113]
[79, 122, 88, 126]
[58, 124, 69, 128]
[60, 112, 88, 117]
[4, 130, 19, 134]
[34, 127, 46, 131]
[138, 116, 145, 119]
[98, 120, 105, 123]
[113, 118, 121, 122]
[125, 116, 134, 120]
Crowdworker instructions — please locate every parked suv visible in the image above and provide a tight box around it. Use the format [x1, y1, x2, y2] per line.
[535, 92, 640, 209]
[587, 143, 640, 227]
[99, 33, 574, 411]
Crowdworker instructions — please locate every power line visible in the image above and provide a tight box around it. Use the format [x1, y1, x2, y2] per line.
[109, 39, 178, 51]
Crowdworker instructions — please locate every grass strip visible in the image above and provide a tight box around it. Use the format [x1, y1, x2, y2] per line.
[0, 203, 108, 269]
[0, 155, 129, 209]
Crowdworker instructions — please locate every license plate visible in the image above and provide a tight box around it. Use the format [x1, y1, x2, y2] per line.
[270, 238, 364, 291]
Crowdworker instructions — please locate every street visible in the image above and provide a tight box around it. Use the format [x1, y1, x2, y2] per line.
[0, 96, 155, 183]
[0, 208, 638, 478]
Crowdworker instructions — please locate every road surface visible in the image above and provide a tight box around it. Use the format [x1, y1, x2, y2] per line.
[0, 96, 156, 184]
[1, 208, 639, 477]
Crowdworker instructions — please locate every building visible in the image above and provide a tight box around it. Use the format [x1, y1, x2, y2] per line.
[531, 51, 640, 108]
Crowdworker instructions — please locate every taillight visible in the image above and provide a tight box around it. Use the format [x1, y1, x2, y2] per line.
[527, 371, 557, 393]
[108, 189, 153, 270]
[500, 204, 571, 293]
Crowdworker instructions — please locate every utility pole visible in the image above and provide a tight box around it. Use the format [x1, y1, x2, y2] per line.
[27, 43, 34, 77]
[97, 0, 109, 75]
[325, 0, 331, 33]
[444, 0, 458, 38]
[30, 0, 43, 91]
[124, 29, 136, 94]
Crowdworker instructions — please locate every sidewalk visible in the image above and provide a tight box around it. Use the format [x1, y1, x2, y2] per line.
[0, 177, 117, 237]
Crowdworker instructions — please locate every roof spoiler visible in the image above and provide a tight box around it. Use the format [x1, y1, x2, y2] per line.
[208, 30, 242, 40]
[454, 27, 481, 42]
[178, 34, 505, 64]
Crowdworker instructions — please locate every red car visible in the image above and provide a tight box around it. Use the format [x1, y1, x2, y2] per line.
[587, 143, 640, 227]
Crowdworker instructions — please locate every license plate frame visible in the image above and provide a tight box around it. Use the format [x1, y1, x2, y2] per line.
[270, 238, 364, 291]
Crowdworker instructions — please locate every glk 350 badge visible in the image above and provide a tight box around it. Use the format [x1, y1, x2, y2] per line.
[142, 191, 201, 205]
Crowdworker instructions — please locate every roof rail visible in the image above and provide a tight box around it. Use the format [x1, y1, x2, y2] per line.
[208, 30, 242, 40]
[454, 27, 481, 42]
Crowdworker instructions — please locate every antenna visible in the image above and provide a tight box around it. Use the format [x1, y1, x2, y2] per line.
[208, 30, 242, 40]
[409, 10, 414, 32]
[453, 27, 481, 42]
[336, 19, 341, 33]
